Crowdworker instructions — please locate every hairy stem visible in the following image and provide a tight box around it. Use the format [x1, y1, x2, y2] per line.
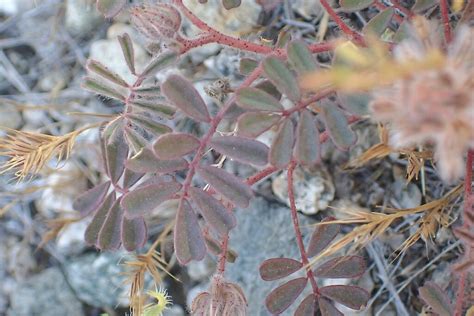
[440, 0, 452, 44]
[319, 0, 363, 42]
[288, 161, 320, 295]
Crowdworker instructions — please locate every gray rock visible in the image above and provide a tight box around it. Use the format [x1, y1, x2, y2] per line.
[7, 267, 84, 316]
[65, 0, 102, 36]
[0, 104, 22, 129]
[64, 252, 130, 308]
[225, 197, 314, 315]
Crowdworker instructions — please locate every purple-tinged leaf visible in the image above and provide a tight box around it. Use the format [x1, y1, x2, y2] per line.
[239, 58, 258, 75]
[236, 87, 284, 112]
[121, 181, 182, 218]
[295, 109, 320, 165]
[339, 0, 373, 12]
[140, 51, 178, 79]
[295, 294, 318, 316]
[319, 297, 343, 316]
[314, 256, 366, 279]
[122, 216, 147, 251]
[174, 199, 207, 264]
[98, 198, 124, 250]
[287, 40, 317, 75]
[237, 112, 280, 138]
[162, 74, 211, 123]
[105, 123, 129, 184]
[259, 258, 302, 281]
[419, 282, 454, 316]
[82, 76, 126, 101]
[197, 165, 253, 208]
[131, 99, 176, 119]
[73, 181, 111, 216]
[133, 85, 161, 97]
[127, 113, 172, 136]
[363, 8, 395, 35]
[123, 126, 148, 154]
[122, 168, 144, 189]
[84, 193, 115, 246]
[125, 148, 188, 174]
[223, 0, 241, 9]
[204, 234, 238, 263]
[210, 136, 269, 166]
[86, 60, 129, 87]
[118, 33, 135, 75]
[153, 133, 200, 160]
[337, 92, 371, 116]
[189, 187, 236, 237]
[269, 119, 295, 168]
[263, 56, 300, 101]
[307, 218, 340, 257]
[256, 80, 282, 101]
[265, 278, 308, 314]
[320, 103, 356, 151]
[320, 285, 369, 310]
[96, 0, 126, 18]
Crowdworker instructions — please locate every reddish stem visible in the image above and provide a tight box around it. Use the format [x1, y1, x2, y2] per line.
[246, 166, 279, 186]
[217, 234, 229, 274]
[287, 161, 320, 295]
[390, 0, 414, 18]
[319, 0, 363, 42]
[440, 0, 452, 44]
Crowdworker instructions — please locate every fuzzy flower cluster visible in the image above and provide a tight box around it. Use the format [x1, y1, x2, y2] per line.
[130, 3, 182, 42]
[369, 18, 474, 182]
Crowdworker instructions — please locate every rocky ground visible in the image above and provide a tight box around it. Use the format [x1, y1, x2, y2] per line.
[0, 1, 463, 315]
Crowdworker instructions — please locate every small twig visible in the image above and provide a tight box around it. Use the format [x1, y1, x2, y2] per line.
[440, 0, 453, 44]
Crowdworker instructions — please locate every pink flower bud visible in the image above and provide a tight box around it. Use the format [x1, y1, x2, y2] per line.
[130, 4, 181, 41]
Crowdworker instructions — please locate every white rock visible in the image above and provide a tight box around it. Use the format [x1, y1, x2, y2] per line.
[0, 104, 22, 129]
[65, 0, 102, 36]
[187, 256, 215, 281]
[0, 0, 34, 15]
[272, 166, 335, 215]
[56, 220, 89, 256]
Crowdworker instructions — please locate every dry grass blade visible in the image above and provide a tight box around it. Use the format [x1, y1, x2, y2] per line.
[38, 216, 82, 249]
[0, 124, 99, 181]
[308, 185, 463, 268]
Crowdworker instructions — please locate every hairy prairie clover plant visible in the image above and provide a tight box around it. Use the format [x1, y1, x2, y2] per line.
[1, 0, 473, 315]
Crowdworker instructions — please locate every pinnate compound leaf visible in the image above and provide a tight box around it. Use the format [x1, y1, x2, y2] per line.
[320, 285, 369, 310]
[319, 297, 343, 316]
[122, 168, 144, 189]
[153, 133, 200, 160]
[130, 99, 176, 119]
[122, 216, 147, 251]
[419, 282, 454, 316]
[295, 109, 320, 165]
[307, 218, 340, 257]
[263, 56, 300, 101]
[126, 148, 188, 174]
[123, 126, 148, 154]
[162, 75, 211, 122]
[118, 33, 135, 74]
[82, 76, 126, 101]
[269, 119, 295, 168]
[339, 0, 374, 12]
[140, 51, 178, 79]
[255, 80, 282, 100]
[237, 112, 280, 138]
[320, 103, 356, 150]
[96, 0, 126, 18]
[265, 277, 308, 314]
[337, 92, 371, 116]
[121, 181, 182, 218]
[73, 181, 111, 216]
[174, 199, 207, 264]
[98, 198, 124, 250]
[84, 193, 115, 245]
[222, 0, 241, 9]
[314, 256, 366, 278]
[363, 8, 395, 35]
[259, 258, 303, 281]
[189, 187, 237, 237]
[210, 136, 269, 166]
[105, 123, 129, 184]
[196, 165, 253, 208]
[287, 40, 317, 74]
[236, 87, 284, 112]
[295, 294, 318, 316]
[86, 60, 128, 87]
[127, 113, 172, 136]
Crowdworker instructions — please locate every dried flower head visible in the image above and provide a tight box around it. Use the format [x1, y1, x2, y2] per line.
[369, 18, 474, 182]
[191, 274, 247, 316]
[130, 3, 182, 42]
